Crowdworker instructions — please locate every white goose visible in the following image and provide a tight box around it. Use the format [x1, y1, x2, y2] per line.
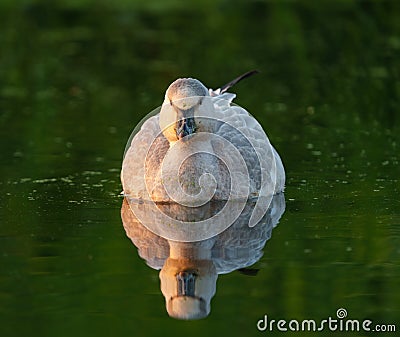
[121, 71, 285, 206]
[121, 193, 286, 320]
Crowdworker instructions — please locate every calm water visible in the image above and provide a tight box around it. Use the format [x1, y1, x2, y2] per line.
[0, 1, 399, 336]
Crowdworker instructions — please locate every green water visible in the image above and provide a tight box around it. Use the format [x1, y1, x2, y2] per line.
[0, 1, 399, 336]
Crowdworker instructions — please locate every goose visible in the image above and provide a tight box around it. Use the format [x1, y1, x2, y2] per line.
[121, 71, 285, 204]
[121, 193, 286, 320]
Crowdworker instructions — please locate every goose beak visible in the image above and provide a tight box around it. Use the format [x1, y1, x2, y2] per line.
[175, 108, 196, 140]
[176, 271, 196, 296]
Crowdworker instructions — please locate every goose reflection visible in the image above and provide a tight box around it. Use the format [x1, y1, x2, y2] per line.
[121, 194, 285, 320]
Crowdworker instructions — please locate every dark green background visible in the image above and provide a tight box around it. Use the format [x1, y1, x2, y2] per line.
[0, 1, 399, 336]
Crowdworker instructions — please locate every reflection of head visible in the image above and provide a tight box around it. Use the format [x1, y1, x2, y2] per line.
[159, 258, 217, 320]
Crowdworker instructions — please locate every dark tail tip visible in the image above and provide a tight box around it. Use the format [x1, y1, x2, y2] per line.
[219, 70, 260, 94]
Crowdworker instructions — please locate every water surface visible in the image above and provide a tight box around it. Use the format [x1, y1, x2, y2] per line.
[0, 1, 399, 336]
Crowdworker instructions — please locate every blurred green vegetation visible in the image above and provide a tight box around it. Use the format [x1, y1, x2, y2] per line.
[0, 1, 399, 337]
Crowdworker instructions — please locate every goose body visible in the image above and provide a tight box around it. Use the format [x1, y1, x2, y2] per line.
[121, 73, 285, 204]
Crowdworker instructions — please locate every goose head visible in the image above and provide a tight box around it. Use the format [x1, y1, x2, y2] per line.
[159, 257, 217, 320]
[159, 78, 215, 143]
